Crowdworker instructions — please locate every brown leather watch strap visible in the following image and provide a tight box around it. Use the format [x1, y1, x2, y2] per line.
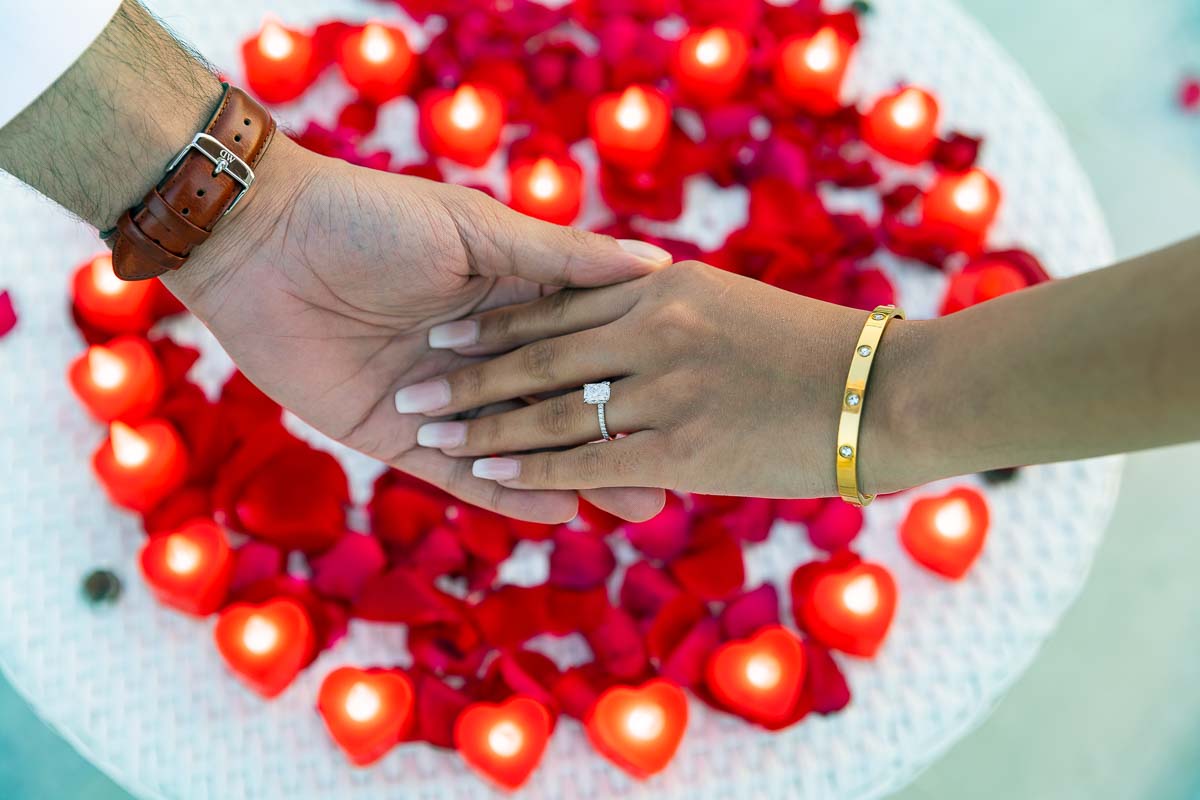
[106, 84, 276, 281]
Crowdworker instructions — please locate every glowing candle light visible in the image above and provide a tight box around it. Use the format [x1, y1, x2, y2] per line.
[420, 84, 505, 167]
[318, 667, 415, 766]
[775, 27, 853, 115]
[242, 17, 316, 104]
[508, 155, 584, 225]
[585, 679, 688, 779]
[214, 598, 315, 698]
[900, 486, 990, 579]
[588, 85, 672, 170]
[705, 625, 806, 726]
[339, 22, 415, 103]
[139, 519, 233, 616]
[922, 167, 1002, 250]
[800, 561, 897, 658]
[454, 697, 552, 790]
[940, 258, 1029, 315]
[92, 419, 187, 512]
[862, 86, 940, 164]
[68, 335, 164, 422]
[674, 25, 751, 104]
[71, 254, 159, 335]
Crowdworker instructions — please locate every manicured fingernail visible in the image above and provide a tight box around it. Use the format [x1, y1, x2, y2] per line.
[394, 379, 451, 414]
[417, 421, 467, 448]
[617, 239, 671, 266]
[472, 457, 521, 481]
[429, 319, 478, 349]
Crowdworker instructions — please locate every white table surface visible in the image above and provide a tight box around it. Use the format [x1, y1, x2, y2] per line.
[1, 0, 1198, 798]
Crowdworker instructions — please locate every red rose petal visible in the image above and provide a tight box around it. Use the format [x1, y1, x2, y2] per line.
[0, 290, 17, 338]
[549, 528, 615, 590]
[660, 616, 720, 689]
[802, 640, 851, 714]
[354, 567, 461, 625]
[623, 492, 689, 559]
[472, 585, 550, 647]
[646, 592, 707, 663]
[310, 532, 386, 601]
[587, 605, 649, 680]
[412, 672, 473, 749]
[720, 583, 781, 640]
[619, 561, 682, 619]
[668, 529, 745, 600]
[805, 500, 864, 552]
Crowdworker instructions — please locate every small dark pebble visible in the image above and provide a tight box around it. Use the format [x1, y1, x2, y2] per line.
[82, 569, 122, 604]
[850, 0, 874, 14]
[981, 467, 1020, 484]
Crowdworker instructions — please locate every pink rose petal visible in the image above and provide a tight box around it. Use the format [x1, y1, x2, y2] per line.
[309, 532, 386, 601]
[720, 583, 781, 640]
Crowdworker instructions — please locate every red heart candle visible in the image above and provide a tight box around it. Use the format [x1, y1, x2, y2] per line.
[139, 519, 233, 616]
[420, 84, 505, 167]
[705, 625, 806, 725]
[900, 487, 990, 579]
[588, 85, 671, 170]
[775, 27, 853, 115]
[672, 27, 750, 104]
[508, 156, 583, 226]
[801, 561, 896, 658]
[71, 254, 157, 334]
[92, 420, 187, 513]
[242, 17, 316, 104]
[68, 336, 164, 422]
[940, 260, 1028, 315]
[318, 667, 415, 766]
[922, 168, 1001, 249]
[454, 696, 552, 790]
[339, 23, 415, 104]
[214, 598, 315, 698]
[862, 86, 940, 164]
[585, 679, 688, 779]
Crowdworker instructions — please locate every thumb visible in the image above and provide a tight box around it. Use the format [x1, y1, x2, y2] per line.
[443, 186, 672, 286]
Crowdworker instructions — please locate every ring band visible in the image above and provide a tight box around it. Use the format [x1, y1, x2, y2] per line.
[583, 381, 613, 441]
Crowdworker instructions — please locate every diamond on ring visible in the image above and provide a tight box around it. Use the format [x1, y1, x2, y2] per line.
[583, 382, 611, 405]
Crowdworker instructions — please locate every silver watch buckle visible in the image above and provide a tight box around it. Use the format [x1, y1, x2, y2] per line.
[165, 132, 255, 216]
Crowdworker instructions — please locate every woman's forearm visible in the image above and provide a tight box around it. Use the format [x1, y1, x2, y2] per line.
[883, 237, 1200, 492]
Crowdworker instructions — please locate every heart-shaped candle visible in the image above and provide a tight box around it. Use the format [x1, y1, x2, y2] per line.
[585, 679, 688, 779]
[705, 625, 806, 725]
[800, 562, 896, 658]
[420, 84, 505, 167]
[454, 696, 552, 791]
[91, 420, 187, 512]
[67, 335, 164, 423]
[214, 598, 314, 698]
[139, 519, 233, 616]
[318, 667, 414, 766]
[900, 486, 989, 579]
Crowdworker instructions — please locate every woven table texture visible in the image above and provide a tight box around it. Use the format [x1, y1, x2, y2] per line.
[0, 0, 1121, 798]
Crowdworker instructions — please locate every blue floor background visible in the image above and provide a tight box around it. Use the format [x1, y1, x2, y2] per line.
[3, 0, 1200, 797]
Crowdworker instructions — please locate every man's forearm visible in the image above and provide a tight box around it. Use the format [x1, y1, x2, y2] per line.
[0, 0, 222, 230]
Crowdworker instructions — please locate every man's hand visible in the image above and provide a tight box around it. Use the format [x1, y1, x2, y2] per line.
[0, 0, 668, 523]
[169, 135, 670, 522]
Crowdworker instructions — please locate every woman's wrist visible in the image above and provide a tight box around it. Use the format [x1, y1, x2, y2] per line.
[855, 315, 948, 497]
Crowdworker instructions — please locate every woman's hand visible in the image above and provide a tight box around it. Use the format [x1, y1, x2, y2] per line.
[398, 261, 933, 498]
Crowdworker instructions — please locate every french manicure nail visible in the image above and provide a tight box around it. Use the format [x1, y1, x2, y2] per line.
[417, 421, 467, 448]
[428, 319, 479, 349]
[394, 379, 451, 414]
[472, 457, 521, 481]
[617, 238, 672, 266]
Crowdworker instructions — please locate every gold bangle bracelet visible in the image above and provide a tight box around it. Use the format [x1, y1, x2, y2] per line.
[836, 304, 905, 507]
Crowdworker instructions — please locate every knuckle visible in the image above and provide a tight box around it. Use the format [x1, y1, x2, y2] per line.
[481, 308, 515, 344]
[574, 444, 606, 482]
[465, 414, 499, 450]
[451, 365, 486, 404]
[537, 395, 576, 437]
[543, 288, 576, 323]
[520, 340, 559, 381]
[650, 302, 698, 350]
